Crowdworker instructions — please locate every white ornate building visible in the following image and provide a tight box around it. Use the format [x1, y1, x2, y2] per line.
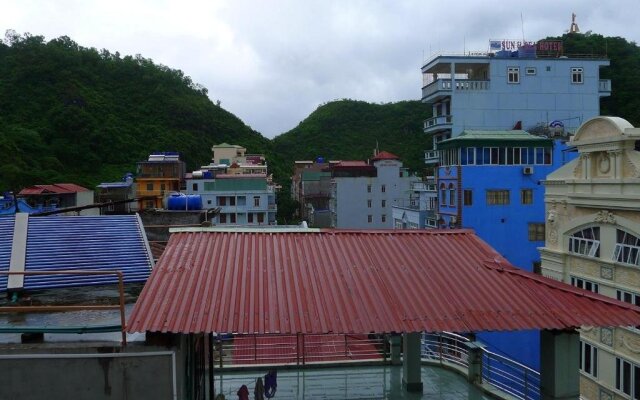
[540, 116, 640, 400]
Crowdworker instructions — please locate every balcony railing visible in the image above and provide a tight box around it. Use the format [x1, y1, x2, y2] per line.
[424, 115, 453, 132]
[422, 79, 490, 100]
[425, 150, 439, 164]
[422, 332, 540, 400]
[599, 79, 611, 94]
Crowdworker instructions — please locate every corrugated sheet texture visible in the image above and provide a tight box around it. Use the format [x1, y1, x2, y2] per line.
[0, 215, 152, 291]
[128, 230, 640, 334]
[0, 216, 15, 291]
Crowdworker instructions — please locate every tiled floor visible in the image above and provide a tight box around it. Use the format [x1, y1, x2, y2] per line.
[214, 365, 493, 400]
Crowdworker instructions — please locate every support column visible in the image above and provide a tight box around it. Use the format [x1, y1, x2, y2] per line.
[402, 332, 423, 392]
[467, 342, 484, 384]
[540, 329, 580, 400]
[389, 335, 402, 365]
[8, 213, 29, 292]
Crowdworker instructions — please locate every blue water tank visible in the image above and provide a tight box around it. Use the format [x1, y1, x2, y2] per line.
[167, 193, 203, 210]
[316, 156, 325, 164]
[203, 171, 213, 179]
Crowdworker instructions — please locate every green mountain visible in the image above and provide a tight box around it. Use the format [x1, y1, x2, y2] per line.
[271, 100, 432, 175]
[0, 31, 270, 190]
[2, 31, 640, 222]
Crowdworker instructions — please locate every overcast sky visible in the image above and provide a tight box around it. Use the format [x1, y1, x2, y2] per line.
[2, 1, 638, 138]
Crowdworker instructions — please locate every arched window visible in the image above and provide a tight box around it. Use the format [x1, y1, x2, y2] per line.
[614, 229, 640, 266]
[448, 183, 456, 206]
[440, 183, 446, 206]
[568, 227, 600, 257]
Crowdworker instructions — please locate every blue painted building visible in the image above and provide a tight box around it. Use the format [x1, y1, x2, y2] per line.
[421, 43, 609, 371]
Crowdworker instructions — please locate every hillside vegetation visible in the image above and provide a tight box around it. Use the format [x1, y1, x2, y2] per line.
[0, 31, 270, 190]
[1, 31, 639, 219]
[272, 100, 432, 174]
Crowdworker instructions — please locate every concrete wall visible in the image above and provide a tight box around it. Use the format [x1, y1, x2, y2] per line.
[0, 345, 177, 400]
[139, 209, 208, 242]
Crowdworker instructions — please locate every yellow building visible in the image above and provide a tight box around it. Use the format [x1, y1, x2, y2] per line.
[136, 153, 186, 210]
[540, 116, 640, 400]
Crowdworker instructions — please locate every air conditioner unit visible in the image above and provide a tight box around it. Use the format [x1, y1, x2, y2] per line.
[523, 166, 534, 175]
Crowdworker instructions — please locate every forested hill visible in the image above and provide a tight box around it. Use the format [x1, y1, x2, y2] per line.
[1, 31, 640, 192]
[271, 100, 432, 174]
[0, 32, 270, 189]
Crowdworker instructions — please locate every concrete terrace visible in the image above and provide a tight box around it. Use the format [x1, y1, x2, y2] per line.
[215, 365, 495, 400]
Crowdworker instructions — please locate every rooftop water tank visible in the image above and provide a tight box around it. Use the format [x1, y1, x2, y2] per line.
[167, 193, 203, 211]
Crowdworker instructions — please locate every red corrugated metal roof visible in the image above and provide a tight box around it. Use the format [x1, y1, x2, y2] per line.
[20, 183, 89, 195]
[127, 229, 640, 334]
[371, 151, 400, 161]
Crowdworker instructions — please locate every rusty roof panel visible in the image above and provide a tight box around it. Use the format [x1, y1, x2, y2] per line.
[127, 229, 640, 334]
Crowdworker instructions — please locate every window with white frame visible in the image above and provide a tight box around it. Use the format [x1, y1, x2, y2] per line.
[571, 67, 584, 84]
[440, 184, 447, 206]
[615, 357, 640, 398]
[614, 229, 640, 266]
[448, 183, 456, 206]
[580, 341, 598, 378]
[571, 277, 599, 293]
[367, 199, 372, 208]
[526, 67, 536, 75]
[569, 227, 600, 257]
[508, 67, 520, 83]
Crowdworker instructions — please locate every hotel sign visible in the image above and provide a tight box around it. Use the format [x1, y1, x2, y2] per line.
[489, 39, 563, 55]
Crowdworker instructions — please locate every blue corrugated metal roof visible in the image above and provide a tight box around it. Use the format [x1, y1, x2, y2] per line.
[0, 214, 152, 291]
[0, 217, 15, 291]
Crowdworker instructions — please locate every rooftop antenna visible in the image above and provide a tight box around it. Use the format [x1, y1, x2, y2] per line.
[521, 12, 526, 42]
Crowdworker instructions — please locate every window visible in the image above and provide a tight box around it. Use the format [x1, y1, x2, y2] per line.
[526, 67, 536, 75]
[253, 196, 260, 207]
[381, 214, 386, 223]
[160, 183, 166, 193]
[571, 277, 599, 293]
[207, 200, 212, 204]
[448, 183, 456, 206]
[521, 189, 533, 205]
[367, 215, 372, 223]
[219, 214, 227, 224]
[463, 190, 473, 206]
[229, 196, 236, 206]
[218, 197, 226, 206]
[615, 358, 640, 398]
[528, 223, 545, 241]
[546, 66, 551, 72]
[248, 213, 254, 223]
[367, 184, 372, 193]
[192, 183, 198, 191]
[257, 213, 264, 224]
[571, 67, 583, 84]
[617, 290, 640, 307]
[146, 183, 154, 191]
[486, 190, 510, 205]
[569, 227, 600, 257]
[580, 341, 598, 378]
[440, 184, 447, 206]
[367, 199, 372, 208]
[508, 67, 520, 83]
[614, 229, 640, 266]
[230, 213, 236, 224]
[381, 200, 386, 208]
[381, 185, 386, 193]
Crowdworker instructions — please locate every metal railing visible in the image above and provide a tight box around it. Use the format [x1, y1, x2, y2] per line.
[422, 79, 490, 99]
[217, 334, 386, 366]
[421, 332, 470, 368]
[424, 115, 453, 130]
[421, 332, 540, 400]
[0, 270, 128, 344]
[599, 79, 611, 92]
[483, 349, 540, 400]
